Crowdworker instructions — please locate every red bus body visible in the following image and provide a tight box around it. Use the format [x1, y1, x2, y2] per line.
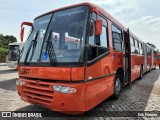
[157, 54, 160, 69]
[16, 2, 156, 114]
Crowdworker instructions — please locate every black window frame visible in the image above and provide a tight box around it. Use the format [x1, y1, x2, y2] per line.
[134, 39, 139, 48]
[112, 24, 123, 52]
[20, 5, 90, 67]
[98, 15, 109, 48]
[139, 41, 143, 55]
[139, 42, 142, 49]
[134, 39, 139, 54]
[100, 26, 108, 47]
[87, 13, 110, 65]
[130, 36, 135, 46]
[130, 36, 136, 54]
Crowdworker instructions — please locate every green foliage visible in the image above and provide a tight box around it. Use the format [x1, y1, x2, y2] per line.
[0, 34, 17, 62]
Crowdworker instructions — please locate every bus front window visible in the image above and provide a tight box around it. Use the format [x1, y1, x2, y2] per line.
[41, 6, 89, 64]
[20, 6, 88, 65]
[20, 14, 52, 63]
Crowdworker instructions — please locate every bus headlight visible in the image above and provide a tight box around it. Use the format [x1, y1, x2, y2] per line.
[16, 80, 25, 86]
[52, 86, 77, 94]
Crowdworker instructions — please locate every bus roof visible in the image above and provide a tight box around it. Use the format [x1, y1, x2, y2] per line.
[9, 42, 24, 46]
[35, 2, 143, 43]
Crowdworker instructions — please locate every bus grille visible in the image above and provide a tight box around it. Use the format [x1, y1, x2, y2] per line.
[23, 81, 54, 105]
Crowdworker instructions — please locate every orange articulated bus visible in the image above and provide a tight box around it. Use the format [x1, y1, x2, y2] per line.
[16, 2, 156, 114]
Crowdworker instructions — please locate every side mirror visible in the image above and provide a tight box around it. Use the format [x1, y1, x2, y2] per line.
[20, 22, 33, 42]
[95, 20, 102, 35]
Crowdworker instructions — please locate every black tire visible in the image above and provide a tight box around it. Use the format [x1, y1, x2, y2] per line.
[112, 74, 122, 100]
[139, 66, 143, 80]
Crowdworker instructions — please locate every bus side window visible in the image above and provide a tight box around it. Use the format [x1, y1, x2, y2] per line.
[112, 25, 123, 51]
[88, 15, 108, 61]
[134, 39, 139, 54]
[130, 36, 135, 54]
[100, 26, 108, 47]
[139, 42, 143, 55]
[89, 20, 95, 45]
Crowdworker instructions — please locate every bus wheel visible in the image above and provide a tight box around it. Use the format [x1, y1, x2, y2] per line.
[112, 75, 122, 100]
[139, 66, 143, 80]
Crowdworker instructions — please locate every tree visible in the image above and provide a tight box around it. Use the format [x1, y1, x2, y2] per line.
[0, 34, 17, 49]
[0, 34, 17, 62]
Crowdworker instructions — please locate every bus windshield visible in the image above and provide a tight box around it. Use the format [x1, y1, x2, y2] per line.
[20, 6, 89, 65]
[8, 45, 19, 61]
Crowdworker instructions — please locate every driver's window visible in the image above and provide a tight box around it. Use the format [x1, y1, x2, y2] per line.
[89, 20, 95, 45]
[88, 15, 109, 61]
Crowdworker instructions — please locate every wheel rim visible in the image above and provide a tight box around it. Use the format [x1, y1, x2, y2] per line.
[115, 78, 121, 94]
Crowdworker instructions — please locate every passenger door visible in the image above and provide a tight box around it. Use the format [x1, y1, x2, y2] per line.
[85, 15, 111, 81]
[124, 29, 131, 86]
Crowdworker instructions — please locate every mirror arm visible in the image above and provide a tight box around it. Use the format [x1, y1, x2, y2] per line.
[21, 22, 33, 30]
[20, 27, 24, 42]
[20, 22, 33, 42]
[91, 7, 98, 19]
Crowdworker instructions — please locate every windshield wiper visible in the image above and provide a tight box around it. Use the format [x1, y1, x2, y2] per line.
[24, 31, 39, 64]
[46, 30, 57, 65]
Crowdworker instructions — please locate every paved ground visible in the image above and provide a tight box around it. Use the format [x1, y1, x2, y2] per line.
[0, 63, 160, 120]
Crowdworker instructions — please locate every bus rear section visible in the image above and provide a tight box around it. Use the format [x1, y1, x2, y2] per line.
[153, 50, 157, 69]
[157, 54, 160, 69]
[7, 42, 24, 69]
[143, 43, 154, 73]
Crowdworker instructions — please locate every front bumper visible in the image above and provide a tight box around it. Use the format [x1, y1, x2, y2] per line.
[16, 78, 85, 114]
